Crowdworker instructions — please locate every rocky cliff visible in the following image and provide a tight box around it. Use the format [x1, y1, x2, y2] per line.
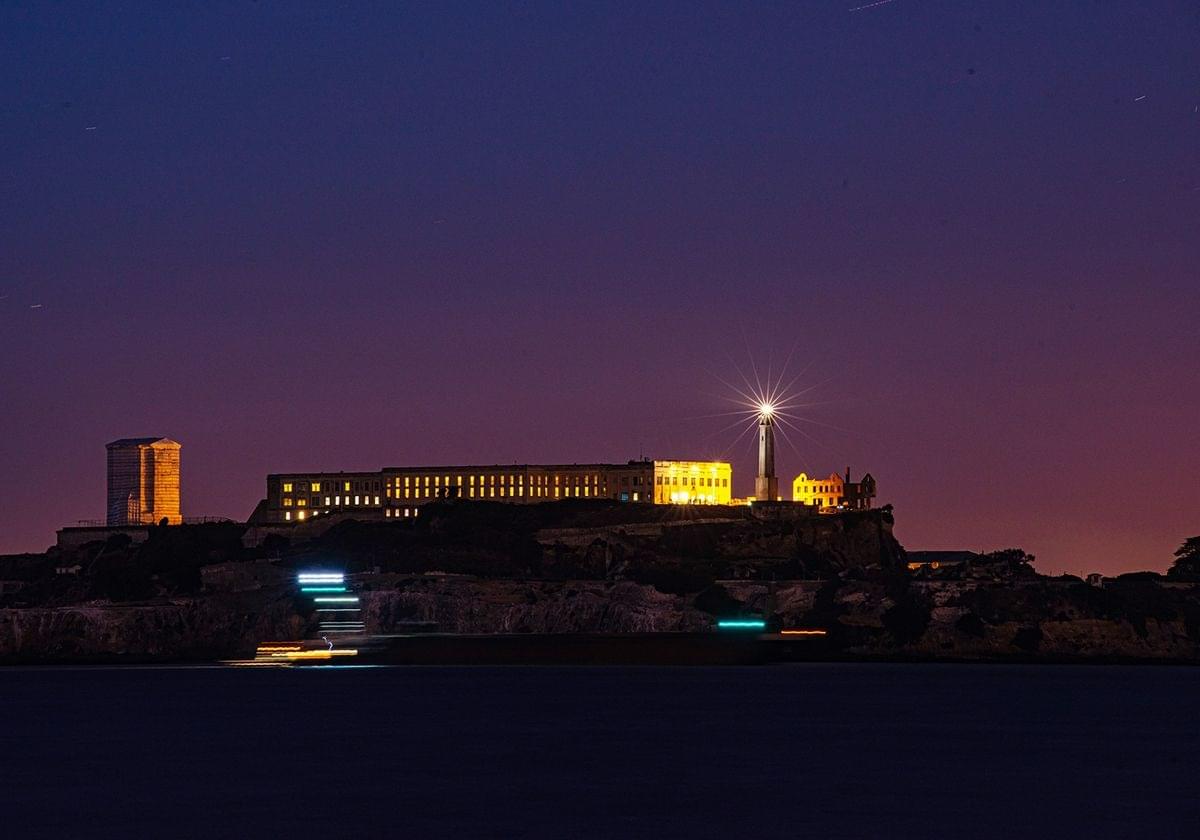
[2, 502, 1197, 663]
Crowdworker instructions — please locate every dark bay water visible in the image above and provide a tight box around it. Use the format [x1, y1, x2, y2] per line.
[1, 664, 1196, 838]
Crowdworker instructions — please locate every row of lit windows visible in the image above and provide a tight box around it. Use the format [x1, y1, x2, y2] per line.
[798, 483, 839, 494]
[282, 471, 672, 500]
[281, 480, 381, 494]
[657, 476, 727, 487]
[665, 491, 720, 504]
[808, 497, 844, 507]
[283, 495, 381, 508]
[391, 473, 604, 488]
[388, 484, 602, 500]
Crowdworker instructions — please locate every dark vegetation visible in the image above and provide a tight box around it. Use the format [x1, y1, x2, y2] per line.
[1169, 536, 1200, 580]
[2, 502, 1199, 660]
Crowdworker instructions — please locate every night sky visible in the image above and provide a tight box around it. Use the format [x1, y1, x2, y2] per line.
[1, 2, 1196, 573]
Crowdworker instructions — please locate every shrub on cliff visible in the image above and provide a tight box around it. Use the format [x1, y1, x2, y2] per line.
[955, 612, 987, 638]
[975, 548, 1038, 580]
[882, 594, 931, 645]
[631, 564, 718, 596]
[1011, 625, 1043, 652]
[693, 584, 743, 617]
[1168, 537, 1200, 580]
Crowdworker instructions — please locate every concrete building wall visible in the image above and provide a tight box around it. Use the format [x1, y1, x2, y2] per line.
[652, 460, 732, 505]
[260, 459, 731, 524]
[792, 469, 876, 511]
[147, 444, 181, 524]
[793, 471, 844, 509]
[105, 438, 182, 526]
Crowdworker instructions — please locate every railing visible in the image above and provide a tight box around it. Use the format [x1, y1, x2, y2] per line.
[69, 516, 236, 528]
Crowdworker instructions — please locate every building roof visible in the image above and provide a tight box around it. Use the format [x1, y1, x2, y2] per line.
[268, 460, 731, 478]
[106, 437, 180, 449]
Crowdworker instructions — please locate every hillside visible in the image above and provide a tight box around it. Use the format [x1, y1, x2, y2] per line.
[1, 501, 1197, 663]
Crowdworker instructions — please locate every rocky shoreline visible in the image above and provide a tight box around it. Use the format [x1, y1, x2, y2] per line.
[2, 501, 1197, 664]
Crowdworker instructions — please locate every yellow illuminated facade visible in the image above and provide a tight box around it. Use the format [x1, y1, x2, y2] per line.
[262, 459, 732, 524]
[652, 460, 732, 505]
[792, 469, 877, 511]
[793, 472, 844, 509]
[105, 437, 182, 526]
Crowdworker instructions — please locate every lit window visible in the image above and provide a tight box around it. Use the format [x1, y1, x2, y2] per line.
[282, 482, 293, 493]
[344, 481, 351, 492]
[335, 495, 341, 505]
[354, 495, 360, 505]
[297, 498, 307, 507]
[374, 495, 380, 505]
[297, 510, 306, 521]
[310, 482, 321, 492]
[283, 498, 293, 507]
[324, 497, 330, 506]
[285, 511, 291, 521]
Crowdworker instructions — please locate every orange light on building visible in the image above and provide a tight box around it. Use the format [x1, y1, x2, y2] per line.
[780, 629, 827, 636]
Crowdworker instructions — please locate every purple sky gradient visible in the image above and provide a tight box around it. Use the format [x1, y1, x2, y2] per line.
[1, 2, 1197, 573]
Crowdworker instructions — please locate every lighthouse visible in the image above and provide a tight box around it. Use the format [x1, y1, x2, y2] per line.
[755, 404, 778, 502]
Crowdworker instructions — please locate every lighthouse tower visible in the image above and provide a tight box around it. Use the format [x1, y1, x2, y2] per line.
[755, 406, 779, 502]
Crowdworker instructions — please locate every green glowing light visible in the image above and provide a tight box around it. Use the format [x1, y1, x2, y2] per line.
[301, 586, 346, 592]
[717, 620, 765, 629]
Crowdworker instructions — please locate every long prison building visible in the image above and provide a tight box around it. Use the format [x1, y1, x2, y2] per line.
[258, 459, 732, 524]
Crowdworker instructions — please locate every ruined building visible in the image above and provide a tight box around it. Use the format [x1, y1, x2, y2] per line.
[105, 438, 182, 526]
[792, 468, 876, 511]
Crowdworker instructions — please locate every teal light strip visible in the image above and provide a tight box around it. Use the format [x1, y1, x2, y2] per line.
[301, 586, 346, 592]
[717, 620, 765, 629]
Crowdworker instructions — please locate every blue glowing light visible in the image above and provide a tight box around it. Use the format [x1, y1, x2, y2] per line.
[300, 586, 347, 592]
[297, 572, 345, 583]
[717, 620, 766, 629]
